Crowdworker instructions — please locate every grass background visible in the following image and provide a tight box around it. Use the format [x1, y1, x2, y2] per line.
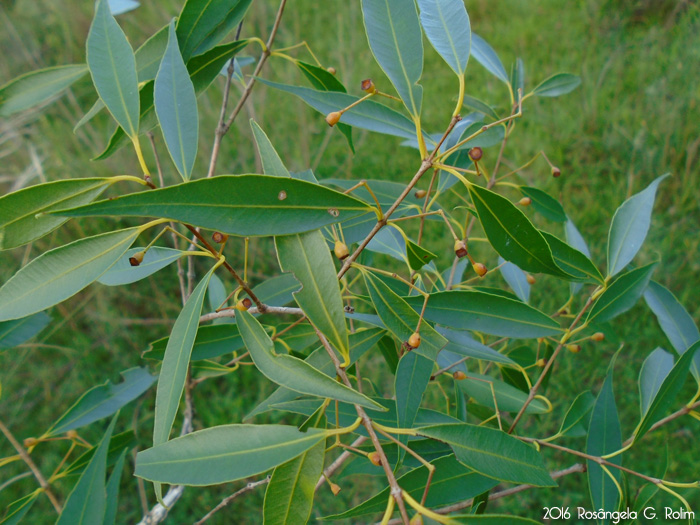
[1, 0, 699, 522]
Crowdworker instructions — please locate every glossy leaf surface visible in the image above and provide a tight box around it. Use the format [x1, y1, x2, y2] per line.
[587, 263, 656, 324]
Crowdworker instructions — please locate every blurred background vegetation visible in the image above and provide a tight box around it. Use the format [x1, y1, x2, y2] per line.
[1, 0, 698, 522]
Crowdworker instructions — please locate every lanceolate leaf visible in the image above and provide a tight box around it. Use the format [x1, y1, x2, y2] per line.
[363, 271, 447, 361]
[395, 352, 433, 461]
[258, 79, 420, 141]
[468, 183, 569, 277]
[48, 367, 155, 436]
[103, 450, 127, 525]
[323, 455, 498, 520]
[644, 281, 700, 380]
[237, 310, 383, 410]
[635, 342, 699, 441]
[417, 0, 471, 77]
[520, 186, 566, 223]
[437, 327, 517, 366]
[607, 174, 669, 277]
[457, 372, 549, 414]
[251, 120, 292, 178]
[56, 176, 370, 237]
[541, 232, 604, 284]
[0, 227, 141, 322]
[86, 0, 140, 138]
[0, 492, 39, 525]
[0, 65, 88, 117]
[405, 237, 437, 271]
[98, 246, 185, 286]
[249, 273, 301, 307]
[418, 423, 555, 486]
[586, 370, 622, 515]
[0, 312, 50, 350]
[154, 265, 218, 447]
[0, 178, 112, 251]
[155, 21, 199, 181]
[275, 231, 349, 361]
[56, 416, 117, 525]
[498, 257, 530, 303]
[404, 290, 562, 339]
[144, 324, 244, 361]
[362, 0, 423, 116]
[176, 0, 253, 61]
[532, 73, 581, 97]
[638, 348, 674, 416]
[557, 391, 595, 438]
[587, 263, 657, 325]
[565, 216, 593, 295]
[470, 33, 508, 84]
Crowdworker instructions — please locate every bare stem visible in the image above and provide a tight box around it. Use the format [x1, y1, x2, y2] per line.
[194, 477, 270, 525]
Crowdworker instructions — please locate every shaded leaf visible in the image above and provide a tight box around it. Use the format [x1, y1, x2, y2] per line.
[532, 73, 581, 97]
[98, 247, 184, 286]
[0, 228, 140, 322]
[462, 94, 499, 120]
[395, 352, 433, 461]
[62, 431, 135, 476]
[248, 273, 301, 307]
[48, 368, 155, 436]
[607, 174, 669, 277]
[136, 424, 329, 485]
[251, 120, 292, 178]
[0, 492, 39, 525]
[587, 263, 657, 324]
[103, 449, 127, 525]
[638, 348, 674, 417]
[520, 186, 566, 223]
[457, 372, 549, 414]
[418, 423, 555, 486]
[437, 327, 517, 366]
[55, 176, 370, 237]
[0, 312, 50, 350]
[557, 391, 595, 438]
[541, 231, 604, 284]
[497, 257, 530, 303]
[565, 216, 593, 296]
[0, 65, 88, 117]
[143, 324, 243, 362]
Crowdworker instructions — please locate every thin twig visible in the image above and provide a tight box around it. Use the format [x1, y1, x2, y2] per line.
[194, 477, 270, 525]
[315, 436, 367, 491]
[0, 419, 62, 514]
[622, 400, 700, 447]
[199, 305, 303, 323]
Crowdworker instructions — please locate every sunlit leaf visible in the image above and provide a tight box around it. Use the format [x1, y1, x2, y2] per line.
[417, 0, 470, 77]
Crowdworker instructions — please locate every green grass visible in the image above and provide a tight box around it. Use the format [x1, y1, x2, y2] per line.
[1, 0, 699, 522]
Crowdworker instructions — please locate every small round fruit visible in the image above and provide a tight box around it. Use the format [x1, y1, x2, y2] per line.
[519, 197, 532, 206]
[567, 344, 581, 354]
[453, 370, 467, 380]
[212, 231, 228, 243]
[329, 482, 341, 496]
[327, 66, 337, 75]
[325, 111, 341, 127]
[535, 358, 546, 367]
[334, 241, 349, 260]
[361, 78, 376, 93]
[414, 189, 427, 199]
[23, 437, 39, 448]
[591, 332, 605, 342]
[129, 251, 145, 267]
[235, 298, 252, 311]
[473, 262, 488, 277]
[368, 451, 382, 466]
[526, 274, 536, 285]
[408, 332, 421, 349]
[454, 240, 468, 258]
[552, 166, 561, 178]
[468, 146, 483, 161]
[66, 430, 78, 439]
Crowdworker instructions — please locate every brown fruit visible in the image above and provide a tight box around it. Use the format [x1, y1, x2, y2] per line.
[66, 430, 79, 439]
[591, 332, 605, 342]
[473, 262, 488, 277]
[453, 370, 467, 380]
[552, 166, 561, 178]
[468, 146, 483, 161]
[327, 66, 337, 75]
[334, 241, 350, 260]
[454, 240, 468, 258]
[23, 437, 39, 448]
[535, 358, 546, 367]
[329, 482, 342, 496]
[212, 231, 228, 243]
[129, 251, 145, 267]
[526, 274, 536, 285]
[414, 189, 427, 199]
[361, 78, 376, 93]
[235, 298, 252, 311]
[325, 111, 341, 127]
[408, 332, 421, 349]
[567, 344, 581, 354]
[519, 197, 532, 206]
[368, 451, 382, 466]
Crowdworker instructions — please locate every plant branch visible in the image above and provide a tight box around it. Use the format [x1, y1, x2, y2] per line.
[622, 400, 700, 447]
[194, 477, 270, 525]
[199, 305, 303, 323]
[0, 419, 62, 514]
[315, 435, 367, 491]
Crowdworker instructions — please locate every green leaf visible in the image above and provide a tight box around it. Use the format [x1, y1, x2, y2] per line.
[237, 309, 383, 410]
[557, 391, 595, 438]
[251, 120, 292, 178]
[0, 312, 50, 350]
[366, 226, 408, 264]
[323, 455, 497, 520]
[144, 324, 243, 361]
[462, 95, 499, 120]
[98, 247, 184, 286]
[587, 263, 657, 325]
[0, 65, 88, 117]
[362, 0, 423, 116]
[154, 265, 217, 447]
[103, 449, 127, 525]
[638, 348, 674, 416]
[55, 175, 370, 237]
[1, 492, 39, 525]
[405, 290, 562, 339]
[395, 352, 432, 463]
[295, 61, 354, 152]
[0, 227, 140, 322]
[497, 257, 530, 303]
[635, 342, 699, 440]
[245, 328, 386, 419]
[363, 271, 447, 361]
[248, 273, 301, 307]
[450, 120, 505, 151]
[405, 237, 437, 271]
[532, 73, 581, 97]
[468, 183, 568, 277]
[0, 178, 112, 251]
[586, 370, 622, 515]
[644, 281, 700, 380]
[258, 79, 419, 141]
[457, 372, 549, 414]
[176, 0, 252, 61]
[62, 431, 135, 477]
[94, 39, 249, 160]
[263, 427, 325, 525]
[511, 57, 525, 95]
[47, 367, 154, 436]
[438, 327, 517, 366]
[607, 174, 669, 277]
[541, 231, 604, 284]
[470, 33, 508, 84]
[418, 423, 555, 486]
[417, 0, 470, 77]
[56, 415, 117, 525]
[519, 186, 566, 223]
[87, 0, 140, 138]
[136, 424, 329, 485]
[155, 20, 199, 181]
[275, 231, 349, 361]
[565, 216, 593, 296]
[135, 24, 170, 81]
